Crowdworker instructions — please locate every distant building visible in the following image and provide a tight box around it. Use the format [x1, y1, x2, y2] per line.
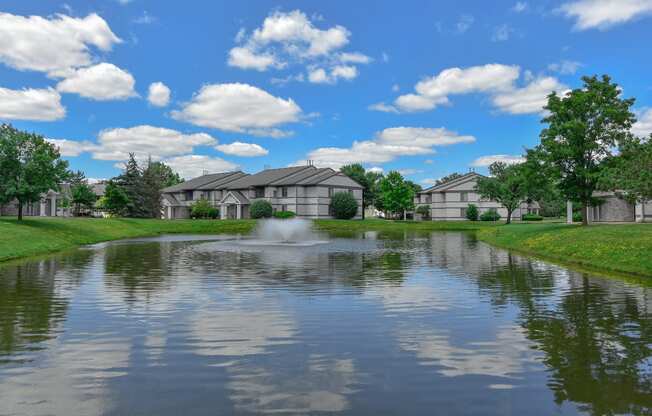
[0, 183, 106, 217]
[414, 172, 539, 221]
[161, 165, 363, 220]
[587, 191, 651, 223]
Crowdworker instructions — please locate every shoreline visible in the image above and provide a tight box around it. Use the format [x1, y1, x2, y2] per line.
[1, 217, 650, 278]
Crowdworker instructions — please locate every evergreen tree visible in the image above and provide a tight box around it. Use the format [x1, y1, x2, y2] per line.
[114, 154, 148, 217]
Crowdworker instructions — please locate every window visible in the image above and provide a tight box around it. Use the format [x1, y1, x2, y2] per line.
[460, 208, 467, 218]
[460, 192, 468, 202]
[281, 187, 288, 198]
[328, 187, 333, 197]
[441, 192, 446, 202]
[423, 194, 431, 203]
[255, 187, 265, 198]
[184, 191, 193, 201]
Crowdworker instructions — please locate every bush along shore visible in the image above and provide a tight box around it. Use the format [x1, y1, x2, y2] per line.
[0, 217, 651, 278]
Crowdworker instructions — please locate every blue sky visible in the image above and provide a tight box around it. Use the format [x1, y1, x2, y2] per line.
[1, 0, 651, 184]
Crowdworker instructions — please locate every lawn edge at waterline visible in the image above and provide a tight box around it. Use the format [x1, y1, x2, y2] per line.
[0, 217, 651, 278]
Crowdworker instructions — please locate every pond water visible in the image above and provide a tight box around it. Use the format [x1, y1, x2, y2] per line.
[1, 231, 651, 415]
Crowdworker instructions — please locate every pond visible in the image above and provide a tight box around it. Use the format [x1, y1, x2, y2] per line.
[0, 230, 651, 415]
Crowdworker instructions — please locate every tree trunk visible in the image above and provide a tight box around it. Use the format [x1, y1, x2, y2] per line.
[17, 200, 23, 221]
[361, 202, 365, 220]
[506, 209, 512, 224]
[582, 203, 589, 226]
[642, 200, 646, 223]
[403, 210, 406, 221]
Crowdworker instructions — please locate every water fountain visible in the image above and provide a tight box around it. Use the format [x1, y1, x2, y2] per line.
[239, 218, 329, 247]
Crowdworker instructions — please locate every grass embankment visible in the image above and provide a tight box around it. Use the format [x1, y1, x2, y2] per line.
[0, 217, 256, 263]
[477, 223, 652, 277]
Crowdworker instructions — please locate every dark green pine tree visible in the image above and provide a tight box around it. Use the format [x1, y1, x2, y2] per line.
[114, 154, 148, 217]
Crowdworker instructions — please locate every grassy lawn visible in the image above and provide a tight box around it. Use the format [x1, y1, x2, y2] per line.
[476, 223, 652, 277]
[1, 217, 650, 277]
[0, 217, 256, 263]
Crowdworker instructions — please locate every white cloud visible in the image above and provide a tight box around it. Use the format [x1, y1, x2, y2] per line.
[632, 108, 652, 138]
[0, 87, 65, 121]
[163, 155, 239, 179]
[492, 76, 567, 114]
[385, 64, 565, 115]
[368, 102, 399, 113]
[147, 82, 171, 107]
[0, 12, 121, 77]
[512, 2, 528, 12]
[456, 14, 475, 33]
[133, 11, 156, 25]
[471, 154, 525, 167]
[559, 0, 652, 30]
[393, 64, 519, 112]
[424, 159, 434, 164]
[56, 63, 136, 101]
[228, 10, 369, 84]
[215, 141, 269, 157]
[92, 125, 217, 161]
[227, 47, 279, 71]
[338, 52, 372, 64]
[309, 65, 358, 84]
[491, 24, 514, 42]
[421, 178, 440, 186]
[547, 60, 582, 74]
[47, 139, 97, 156]
[302, 127, 475, 168]
[368, 166, 384, 174]
[171, 83, 302, 135]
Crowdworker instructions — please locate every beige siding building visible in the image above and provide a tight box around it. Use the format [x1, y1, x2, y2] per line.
[161, 166, 363, 220]
[415, 172, 539, 221]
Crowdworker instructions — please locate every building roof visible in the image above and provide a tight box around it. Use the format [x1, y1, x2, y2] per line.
[197, 171, 248, 190]
[91, 183, 106, 197]
[224, 166, 314, 189]
[161, 171, 245, 193]
[162, 193, 180, 205]
[421, 172, 484, 193]
[220, 190, 250, 204]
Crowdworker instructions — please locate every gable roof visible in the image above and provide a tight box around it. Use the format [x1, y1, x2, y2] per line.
[161, 171, 245, 193]
[421, 172, 484, 193]
[220, 190, 250, 204]
[225, 166, 314, 189]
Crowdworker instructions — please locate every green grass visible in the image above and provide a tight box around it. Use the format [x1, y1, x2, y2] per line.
[476, 223, 652, 277]
[0, 217, 256, 263]
[1, 217, 651, 277]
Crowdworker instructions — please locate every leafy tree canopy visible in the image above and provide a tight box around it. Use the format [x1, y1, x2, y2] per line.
[0, 124, 69, 220]
[379, 171, 415, 219]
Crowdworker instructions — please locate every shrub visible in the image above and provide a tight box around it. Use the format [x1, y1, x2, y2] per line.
[416, 205, 430, 219]
[522, 213, 543, 221]
[250, 200, 273, 219]
[466, 204, 479, 221]
[572, 212, 583, 222]
[480, 209, 501, 221]
[273, 210, 296, 219]
[330, 191, 358, 219]
[190, 199, 219, 219]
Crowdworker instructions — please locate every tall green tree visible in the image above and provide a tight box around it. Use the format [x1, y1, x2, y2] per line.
[537, 75, 636, 225]
[0, 125, 69, 220]
[340, 164, 382, 219]
[66, 170, 96, 216]
[379, 171, 415, 220]
[475, 162, 529, 224]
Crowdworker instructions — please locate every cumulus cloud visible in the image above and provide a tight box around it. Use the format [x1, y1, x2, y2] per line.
[171, 83, 302, 136]
[471, 154, 525, 167]
[374, 63, 565, 115]
[163, 155, 239, 179]
[228, 10, 370, 84]
[0, 87, 65, 121]
[0, 12, 121, 77]
[47, 139, 98, 156]
[301, 127, 475, 168]
[92, 125, 217, 161]
[147, 82, 171, 107]
[632, 108, 652, 138]
[492, 76, 567, 114]
[56, 63, 136, 100]
[559, 0, 652, 30]
[215, 141, 269, 157]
